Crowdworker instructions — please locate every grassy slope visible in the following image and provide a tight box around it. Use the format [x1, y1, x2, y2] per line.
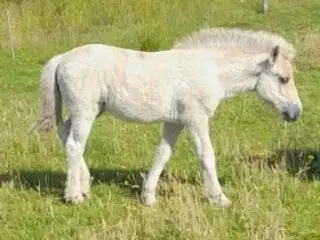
[1, 0, 320, 239]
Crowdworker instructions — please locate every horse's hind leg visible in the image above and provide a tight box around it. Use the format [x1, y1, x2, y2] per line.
[63, 114, 95, 203]
[141, 122, 184, 206]
[58, 118, 91, 198]
[187, 116, 231, 208]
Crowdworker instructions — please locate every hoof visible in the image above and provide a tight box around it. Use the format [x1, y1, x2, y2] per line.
[141, 191, 156, 207]
[80, 176, 93, 199]
[64, 192, 84, 204]
[82, 191, 91, 199]
[208, 194, 232, 208]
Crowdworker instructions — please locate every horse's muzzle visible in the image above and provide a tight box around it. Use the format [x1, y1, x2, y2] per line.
[282, 103, 302, 122]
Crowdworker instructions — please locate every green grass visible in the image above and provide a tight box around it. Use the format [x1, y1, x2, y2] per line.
[1, 0, 320, 239]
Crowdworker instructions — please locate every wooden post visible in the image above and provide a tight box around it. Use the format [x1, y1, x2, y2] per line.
[6, 10, 15, 59]
[263, 0, 269, 14]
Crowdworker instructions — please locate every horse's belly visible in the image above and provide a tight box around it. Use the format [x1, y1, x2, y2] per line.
[105, 80, 176, 123]
[106, 98, 167, 123]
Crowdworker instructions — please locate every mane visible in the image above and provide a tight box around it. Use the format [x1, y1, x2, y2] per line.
[173, 27, 296, 61]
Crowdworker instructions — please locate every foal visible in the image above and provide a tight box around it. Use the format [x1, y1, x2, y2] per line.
[35, 28, 302, 207]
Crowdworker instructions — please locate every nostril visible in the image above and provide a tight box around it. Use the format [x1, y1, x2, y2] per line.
[283, 111, 291, 121]
[281, 103, 302, 122]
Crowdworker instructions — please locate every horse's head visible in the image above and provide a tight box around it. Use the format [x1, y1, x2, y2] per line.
[256, 45, 302, 122]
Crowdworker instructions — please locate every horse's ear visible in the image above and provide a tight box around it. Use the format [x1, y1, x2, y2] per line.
[269, 45, 280, 65]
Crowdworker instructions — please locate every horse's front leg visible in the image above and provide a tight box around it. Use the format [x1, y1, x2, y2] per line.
[141, 122, 184, 206]
[187, 116, 231, 208]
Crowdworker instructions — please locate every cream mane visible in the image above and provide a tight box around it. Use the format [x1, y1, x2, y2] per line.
[173, 27, 296, 61]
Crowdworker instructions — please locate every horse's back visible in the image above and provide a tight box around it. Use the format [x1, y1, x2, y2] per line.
[55, 44, 223, 122]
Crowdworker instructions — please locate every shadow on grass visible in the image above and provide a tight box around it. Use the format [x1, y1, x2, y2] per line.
[0, 167, 204, 200]
[3, 148, 318, 201]
[0, 168, 146, 196]
[247, 147, 320, 181]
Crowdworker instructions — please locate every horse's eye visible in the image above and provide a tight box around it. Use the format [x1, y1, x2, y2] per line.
[279, 76, 289, 84]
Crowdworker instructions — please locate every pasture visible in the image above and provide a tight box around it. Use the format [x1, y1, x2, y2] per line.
[1, 0, 320, 239]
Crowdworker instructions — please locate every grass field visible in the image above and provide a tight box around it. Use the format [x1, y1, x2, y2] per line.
[1, 0, 320, 239]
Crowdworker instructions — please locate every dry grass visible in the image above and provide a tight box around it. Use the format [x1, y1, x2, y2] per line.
[1, 0, 320, 239]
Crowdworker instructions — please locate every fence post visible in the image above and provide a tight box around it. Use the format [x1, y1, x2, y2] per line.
[6, 10, 15, 59]
[263, 0, 269, 14]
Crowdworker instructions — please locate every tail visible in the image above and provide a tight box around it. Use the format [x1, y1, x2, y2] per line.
[33, 54, 64, 132]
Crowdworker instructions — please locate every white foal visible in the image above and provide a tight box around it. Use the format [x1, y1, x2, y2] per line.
[35, 28, 302, 208]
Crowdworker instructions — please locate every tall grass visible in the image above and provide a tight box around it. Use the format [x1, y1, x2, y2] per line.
[1, 0, 320, 239]
[0, 0, 195, 51]
[1, 0, 302, 53]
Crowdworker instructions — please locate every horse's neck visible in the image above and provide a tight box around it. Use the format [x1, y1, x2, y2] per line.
[221, 71, 258, 99]
[218, 54, 266, 99]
